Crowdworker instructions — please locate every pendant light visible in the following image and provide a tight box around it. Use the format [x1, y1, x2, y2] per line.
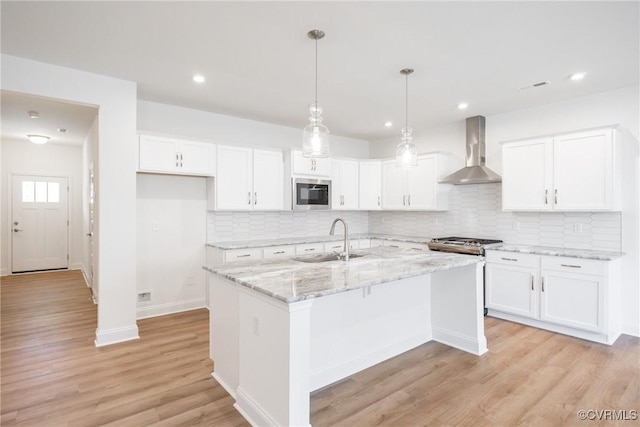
[302, 29, 330, 158]
[396, 68, 418, 168]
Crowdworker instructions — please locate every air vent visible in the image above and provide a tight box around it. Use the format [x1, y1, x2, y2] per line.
[519, 80, 551, 90]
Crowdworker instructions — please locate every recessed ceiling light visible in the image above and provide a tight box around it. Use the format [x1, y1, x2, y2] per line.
[193, 74, 205, 83]
[384, 121, 393, 127]
[58, 128, 68, 133]
[27, 134, 49, 144]
[570, 72, 586, 81]
[28, 110, 39, 119]
[457, 103, 468, 110]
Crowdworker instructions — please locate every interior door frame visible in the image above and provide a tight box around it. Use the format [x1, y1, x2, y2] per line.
[8, 172, 72, 275]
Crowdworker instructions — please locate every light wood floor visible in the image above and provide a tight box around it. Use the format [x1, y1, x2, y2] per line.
[2, 271, 638, 426]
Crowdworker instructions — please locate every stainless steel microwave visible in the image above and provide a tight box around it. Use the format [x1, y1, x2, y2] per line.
[293, 178, 331, 210]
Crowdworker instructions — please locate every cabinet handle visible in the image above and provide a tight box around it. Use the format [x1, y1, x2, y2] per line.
[501, 257, 518, 262]
[304, 248, 315, 252]
[378, 195, 381, 206]
[554, 189, 558, 204]
[408, 195, 411, 206]
[544, 189, 548, 205]
[389, 244, 400, 248]
[248, 192, 251, 205]
[180, 153, 183, 167]
[237, 254, 251, 258]
[531, 275, 534, 291]
[254, 192, 257, 205]
[176, 153, 180, 167]
[560, 264, 582, 269]
[403, 195, 406, 206]
[273, 251, 285, 255]
[541, 277, 545, 292]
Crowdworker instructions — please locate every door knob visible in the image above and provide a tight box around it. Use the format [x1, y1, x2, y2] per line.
[13, 228, 22, 232]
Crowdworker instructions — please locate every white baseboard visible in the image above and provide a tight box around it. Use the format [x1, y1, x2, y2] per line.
[622, 321, 640, 337]
[136, 298, 207, 320]
[0, 267, 9, 277]
[212, 372, 236, 399]
[95, 325, 139, 347]
[235, 387, 310, 427]
[310, 331, 431, 392]
[432, 326, 488, 356]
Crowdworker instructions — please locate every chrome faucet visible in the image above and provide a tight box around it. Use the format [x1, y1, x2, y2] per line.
[329, 218, 349, 261]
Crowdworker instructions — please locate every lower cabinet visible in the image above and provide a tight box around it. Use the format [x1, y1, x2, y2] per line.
[485, 250, 621, 344]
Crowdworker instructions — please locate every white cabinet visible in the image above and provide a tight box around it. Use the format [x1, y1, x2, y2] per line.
[485, 250, 621, 344]
[291, 150, 331, 177]
[216, 146, 283, 210]
[262, 246, 296, 259]
[139, 135, 215, 176]
[359, 160, 382, 210]
[502, 128, 620, 211]
[381, 154, 452, 211]
[382, 241, 430, 251]
[295, 242, 325, 255]
[331, 159, 359, 210]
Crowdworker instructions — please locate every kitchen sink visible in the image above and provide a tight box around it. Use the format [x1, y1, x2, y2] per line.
[293, 253, 365, 263]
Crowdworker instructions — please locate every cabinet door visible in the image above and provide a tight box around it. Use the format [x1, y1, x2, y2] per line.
[359, 161, 382, 210]
[540, 271, 603, 332]
[485, 263, 538, 318]
[381, 160, 407, 210]
[179, 141, 215, 176]
[553, 129, 613, 210]
[216, 145, 253, 210]
[253, 150, 283, 210]
[332, 159, 359, 210]
[502, 138, 552, 210]
[406, 155, 437, 210]
[139, 136, 178, 173]
[292, 151, 330, 177]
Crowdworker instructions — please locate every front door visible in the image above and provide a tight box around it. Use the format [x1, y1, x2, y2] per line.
[12, 175, 69, 273]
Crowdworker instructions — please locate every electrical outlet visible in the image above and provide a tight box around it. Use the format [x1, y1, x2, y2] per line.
[138, 291, 151, 303]
[512, 221, 521, 231]
[152, 220, 160, 231]
[253, 316, 260, 336]
[573, 223, 584, 233]
[185, 276, 196, 286]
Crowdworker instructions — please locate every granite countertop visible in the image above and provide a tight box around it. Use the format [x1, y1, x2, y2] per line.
[487, 244, 624, 261]
[206, 233, 432, 250]
[204, 246, 482, 303]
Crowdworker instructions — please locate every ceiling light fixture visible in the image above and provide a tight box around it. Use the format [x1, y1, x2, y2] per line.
[302, 29, 330, 158]
[27, 134, 49, 144]
[570, 72, 586, 81]
[384, 121, 393, 128]
[396, 68, 418, 168]
[458, 102, 469, 110]
[28, 110, 39, 119]
[193, 74, 205, 83]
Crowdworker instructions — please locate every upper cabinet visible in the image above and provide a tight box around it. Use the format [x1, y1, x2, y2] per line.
[502, 128, 620, 211]
[359, 160, 382, 210]
[331, 159, 359, 210]
[216, 145, 283, 210]
[138, 134, 216, 176]
[291, 150, 331, 177]
[381, 153, 453, 211]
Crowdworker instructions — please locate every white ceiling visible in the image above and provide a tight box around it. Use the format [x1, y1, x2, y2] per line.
[1, 1, 638, 143]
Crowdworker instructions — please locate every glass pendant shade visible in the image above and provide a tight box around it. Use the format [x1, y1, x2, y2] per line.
[303, 103, 330, 157]
[396, 126, 418, 168]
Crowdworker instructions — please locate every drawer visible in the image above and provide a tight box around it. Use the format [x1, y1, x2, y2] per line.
[369, 239, 384, 248]
[541, 256, 606, 276]
[296, 242, 325, 255]
[485, 250, 539, 268]
[223, 248, 263, 263]
[384, 241, 430, 251]
[324, 240, 360, 253]
[262, 245, 296, 259]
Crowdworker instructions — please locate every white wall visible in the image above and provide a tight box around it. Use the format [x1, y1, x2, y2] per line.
[370, 85, 640, 337]
[0, 138, 84, 274]
[82, 116, 99, 300]
[2, 54, 139, 346]
[138, 100, 370, 158]
[136, 174, 207, 318]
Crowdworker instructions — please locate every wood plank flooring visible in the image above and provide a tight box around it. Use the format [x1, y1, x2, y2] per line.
[2, 270, 639, 426]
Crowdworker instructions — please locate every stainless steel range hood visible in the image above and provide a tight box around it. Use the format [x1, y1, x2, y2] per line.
[439, 115, 502, 185]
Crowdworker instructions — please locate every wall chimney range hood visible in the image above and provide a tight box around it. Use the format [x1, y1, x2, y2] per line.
[439, 116, 502, 185]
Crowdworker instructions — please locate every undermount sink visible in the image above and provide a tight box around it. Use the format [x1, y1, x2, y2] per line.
[293, 253, 365, 263]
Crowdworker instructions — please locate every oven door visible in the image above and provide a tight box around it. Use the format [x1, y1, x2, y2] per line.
[293, 178, 331, 210]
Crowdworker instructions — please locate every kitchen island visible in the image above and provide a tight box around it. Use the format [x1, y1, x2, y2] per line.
[205, 246, 487, 427]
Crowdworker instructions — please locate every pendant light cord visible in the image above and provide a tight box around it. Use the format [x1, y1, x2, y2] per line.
[405, 72, 409, 130]
[315, 37, 318, 106]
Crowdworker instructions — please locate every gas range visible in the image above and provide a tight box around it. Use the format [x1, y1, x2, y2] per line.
[428, 237, 503, 256]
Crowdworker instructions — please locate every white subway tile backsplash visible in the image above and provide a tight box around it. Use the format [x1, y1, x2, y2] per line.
[207, 183, 621, 251]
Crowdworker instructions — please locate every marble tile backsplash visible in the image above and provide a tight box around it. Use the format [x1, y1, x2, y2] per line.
[207, 183, 621, 251]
